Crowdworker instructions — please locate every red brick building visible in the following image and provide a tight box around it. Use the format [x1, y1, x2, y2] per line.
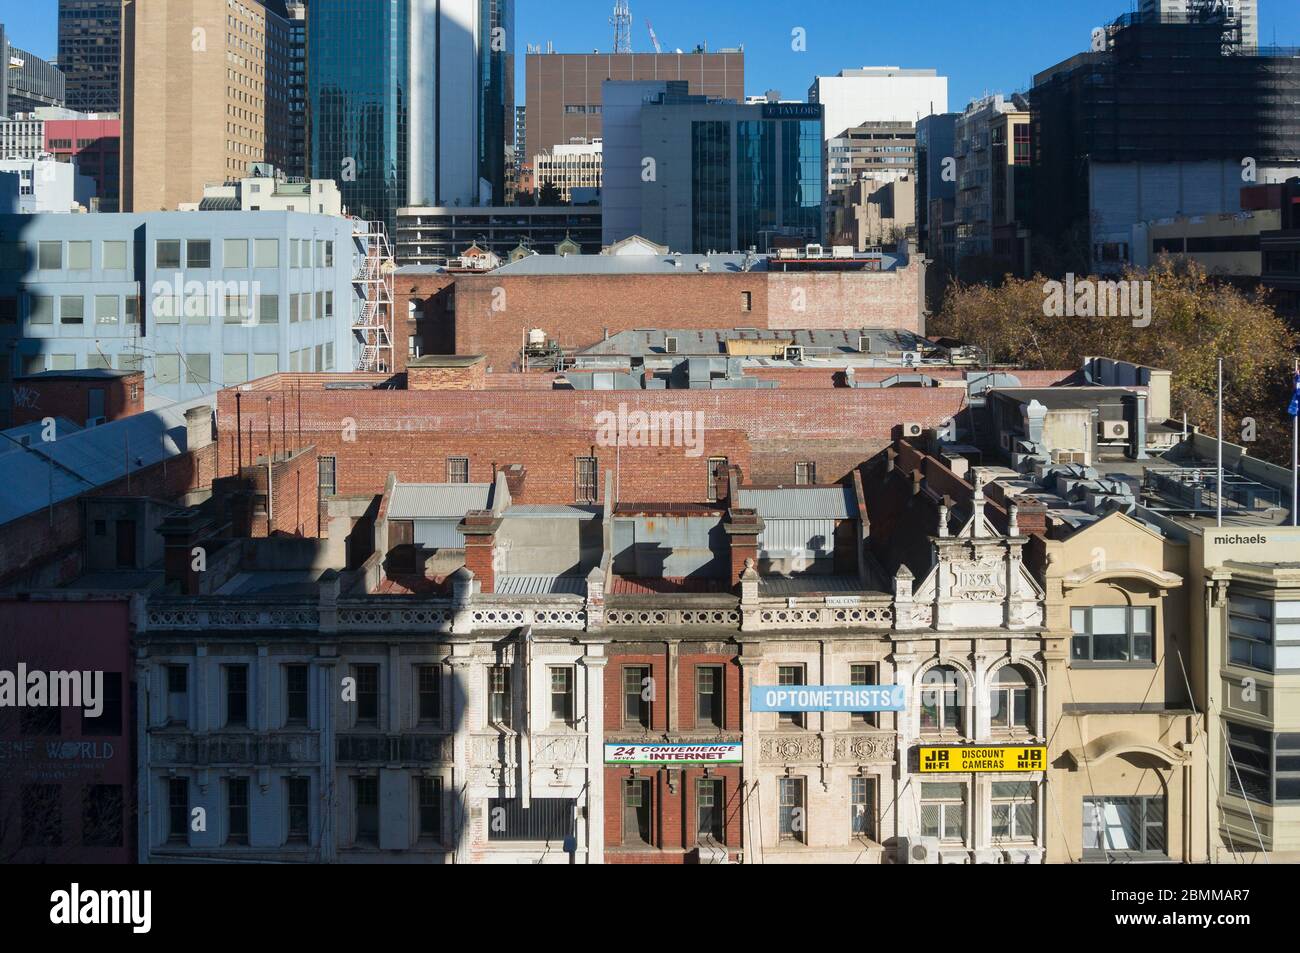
[10, 369, 144, 428]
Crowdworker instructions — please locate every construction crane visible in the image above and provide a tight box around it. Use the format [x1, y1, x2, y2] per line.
[610, 1, 632, 54]
[646, 19, 662, 54]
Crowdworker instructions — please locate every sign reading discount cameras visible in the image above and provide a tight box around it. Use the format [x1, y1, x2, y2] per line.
[604, 743, 742, 765]
[750, 685, 905, 712]
[918, 746, 1047, 773]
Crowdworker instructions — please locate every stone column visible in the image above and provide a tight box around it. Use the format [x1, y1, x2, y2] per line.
[737, 651, 763, 864]
[581, 652, 608, 864]
[447, 652, 475, 864]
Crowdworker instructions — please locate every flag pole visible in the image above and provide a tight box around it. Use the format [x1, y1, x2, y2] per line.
[1217, 357, 1224, 528]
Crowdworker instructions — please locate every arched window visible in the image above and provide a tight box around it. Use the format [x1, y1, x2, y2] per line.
[990, 665, 1032, 730]
[919, 665, 964, 734]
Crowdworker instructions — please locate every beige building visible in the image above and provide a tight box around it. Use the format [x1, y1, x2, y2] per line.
[533, 142, 602, 203]
[1137, 210, 1280, 278]
[828, 175, 915, 251]
[180, 163, 344, 216]
[122, 0, 293, 212]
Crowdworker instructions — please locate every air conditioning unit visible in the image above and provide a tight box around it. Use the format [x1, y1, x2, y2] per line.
[902, 422, 924, 438]
[664, 336, 678, 354]
[805, 243, 824, 257]
[1053, 450, 1087, 465]
[897, 836, 942, 865]
[783, 345, 804, 362]
[858, 334, 872, 354]
[1100, 419, 1129, 441]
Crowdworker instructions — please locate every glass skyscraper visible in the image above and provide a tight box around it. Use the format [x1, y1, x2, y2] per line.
[57, 0, 122, 113]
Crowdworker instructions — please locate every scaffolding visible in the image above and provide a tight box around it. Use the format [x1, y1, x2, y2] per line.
[351, 219, 395, 374]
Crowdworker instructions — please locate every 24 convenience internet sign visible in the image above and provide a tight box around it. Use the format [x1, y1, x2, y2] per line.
[918, 746, 1047, 773]
[604, 743, 741, 765]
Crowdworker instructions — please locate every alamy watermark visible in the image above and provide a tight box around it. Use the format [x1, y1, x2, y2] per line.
[0, 665, 105, 718]
[151, 275, 263, 325]
[595, 403, 706, 458]
[1043, 274, 1152, 328]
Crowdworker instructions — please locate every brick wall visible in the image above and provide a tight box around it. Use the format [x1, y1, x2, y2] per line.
[11, 372, 146, 428]
[407, 361, 486, 391]
[394, 273, 457, 366]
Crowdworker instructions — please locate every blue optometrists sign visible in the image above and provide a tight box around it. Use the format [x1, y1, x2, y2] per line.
[750, 685, 905, 712]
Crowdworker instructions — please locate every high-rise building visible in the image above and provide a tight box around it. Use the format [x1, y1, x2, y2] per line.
[284, 2, 307, 179]
[57, 0, 123, 113]
[0, 25, 67, 119]
[954, 95, 1031, 275]
[915, 112, 958, 271]
[534, 142, 602, 202]
[1139, 0, 1258, 48]
[308, 0, 515, 232]
[603, 82, 824, 252]
[807, 67, 947, 142]
[525, 51, 744, 158]
[121, 0, 298, 212]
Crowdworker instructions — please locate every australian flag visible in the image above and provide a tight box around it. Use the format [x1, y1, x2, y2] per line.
[1291, 373, 1300, 418]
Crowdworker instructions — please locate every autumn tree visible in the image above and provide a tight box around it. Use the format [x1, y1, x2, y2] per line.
[930, 258, 1300, 465]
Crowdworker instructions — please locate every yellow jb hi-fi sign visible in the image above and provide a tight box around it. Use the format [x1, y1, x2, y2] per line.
[918, 745, 1047, 773]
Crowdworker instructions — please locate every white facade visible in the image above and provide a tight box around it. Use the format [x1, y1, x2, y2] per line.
[1139, 0, 1257, 48]
[183, 170, 344, 216]
[0, 158, 93, 213]
[533, 142, 602, 202]
[0, 118, 45, 160]
[809, 68, 948, 140]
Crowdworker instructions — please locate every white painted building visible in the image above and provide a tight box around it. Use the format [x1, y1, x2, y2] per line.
[0, 157, 95, 212]
[808, 68, 949, 140]
[181, 164, 344, 217]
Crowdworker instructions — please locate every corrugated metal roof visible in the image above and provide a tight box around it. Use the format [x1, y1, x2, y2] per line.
[495, 574, 588, 596]
[502, 504, 601, 520]
[0, 407, 189, 526]
[739, 486, 856, 520]
[387, 483, 493, 520]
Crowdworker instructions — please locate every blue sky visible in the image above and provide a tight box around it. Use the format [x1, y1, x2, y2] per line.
[6, 0, 1299, 110]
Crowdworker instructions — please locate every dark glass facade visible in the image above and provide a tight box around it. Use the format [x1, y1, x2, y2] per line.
[691, 121, 731, 254]
[479, 0, 515, 205]
[736, 121, 777, 252]
[57, 0, 121, 113]
[308, 0, 410, 229]
[781, 120, 823, 241]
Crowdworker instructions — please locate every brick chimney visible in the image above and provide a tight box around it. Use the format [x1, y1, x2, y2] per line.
[723, 507, 764, 588]
[158, 509, 214, 595]
[459, 510, 503, 593]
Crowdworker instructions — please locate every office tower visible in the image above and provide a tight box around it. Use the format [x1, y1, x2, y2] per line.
[57, 0, 123, 113]
[808, 67, 947, 141]
[284, 2, 308, 179]
[309, 0, 514, 232]
[0, 25, 67, 119]
[121, 0, 297, 212]
[915, 112, 958, 271]
[954, 95, 1031, 273]
[1139, 0, 1258, 48]
[525, 50, 744, 158]
[603, 82, 824, 252]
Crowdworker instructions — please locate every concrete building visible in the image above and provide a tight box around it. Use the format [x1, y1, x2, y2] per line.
[533, 143, 602, 203]
[0, 158, 96, 213]
[602, 83, 824, 252]
[0, 25, 66, 119]
[916, 112, 959, 291]
[808, 68, 947, 144]
[524, 50, 744, 157]
[57, 0, 123, 113]
[828, 175, 915, 252]
[1140, 0, 1257, 48]
[395, 205, 602, 265]
[43, 110, 121, 212]
[954, 95, 1031, 276]
[826, 121, 916, 193]
[0, 117, 46, 160]
[120, 0, 300, 212]
[0, 211, 362, 422]
[1132, 210, 1279, 278]
[181, 164, 344, 217]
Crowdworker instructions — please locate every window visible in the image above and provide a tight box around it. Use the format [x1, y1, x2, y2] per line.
[920, 782, 966, 843]
[698, 778, 725, 841]
[256, 293, 278, 325]
[324, 291, 334, 318]
[624, 666, 651, 729]
[223, 353, 248, 385]
[187, 240, 212, 269]
[155, 354, 181, 386]
[991, 781, 1036, 842]
[103, 241, 128, 270]
[696, 665, 724, 729]
[125, 296, 140, 325]
[354, 664, 379, 726]
[288, 293, 300, 323]
[778, 665, 806, 728]
[224, 294, 250, 324]
[354, 777, 378, 844]
[741, 290, 753, 312]
[82, 673, 122, 736]
[795, 461, 816, 485]
[318, 455, 337, 498]
[290, 238, 301, 268]
[68, 241, 91, 270]
[227, 777, 249, 845]
[446, 457, 469, 484]
[255, 238, 279, 268]
[38, 241, 62, 270]
[59, 295, 84, 325]
[185, 354, 212, 386]
[418, 665, 441, 724]
[324, 241, 334, 267]
[285, 665, 309, 725]
[850, 663, 878, 727]
[488, 666, 512, 727]
[156, 240, 182, 269]
[1071, 606, 1154, 663]
[624, 779, 652, 844]
[919, 665, 964, 734]
[851, 776, 876, 839]
[154, 292, 180, 324]
[224, 238, 249, 269]
[1229, 594, 1300, 672]
[1083, 796, 1165, 858]
[286, 777, 309, 843]
[168, 778, 189, 843]
[989, 665, 1032, 730]
[575, 456, 597, 504]
[166, 665, 188, 726]
[21, 785, 62, 847]
[29, 295, 53, 325]
[487, 797, 577, 842]
[225, 665, 248, 727]
[417, 777, 442, 842]
[83, 784, 124, 847]
[254, 354, 278, 378]
[706, 456, 729, 502]
[550, 667, 575, 725]
[778, 777, 805, 842]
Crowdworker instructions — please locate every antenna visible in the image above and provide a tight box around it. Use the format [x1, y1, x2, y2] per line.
[610, 1, 633, 54]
